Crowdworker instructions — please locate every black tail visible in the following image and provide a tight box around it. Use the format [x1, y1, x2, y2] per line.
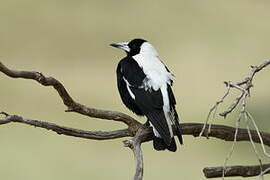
[153, 136, 177, 152]
[166, 85, 183, 145]
[173, 108, 183, 145]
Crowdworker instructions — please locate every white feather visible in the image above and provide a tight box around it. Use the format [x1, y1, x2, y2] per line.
[161, 85, 173, 137]
[150, 122, 161, 137]
[123, 77, 135, 100]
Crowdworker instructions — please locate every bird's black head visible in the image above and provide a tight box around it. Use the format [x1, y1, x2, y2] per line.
[127, 38, 147, 56]
[110, 38, 147, 56]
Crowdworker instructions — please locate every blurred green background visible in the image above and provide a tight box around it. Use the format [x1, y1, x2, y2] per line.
[1, 0, 270, 179]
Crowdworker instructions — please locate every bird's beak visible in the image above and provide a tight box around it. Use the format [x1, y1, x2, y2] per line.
[110, 42, 130, 52]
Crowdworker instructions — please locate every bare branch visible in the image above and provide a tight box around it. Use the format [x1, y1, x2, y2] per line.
[222, 109, 242, 179]
[2, 113, 270, 146]
[0, 114, 132, 140]
[199, 85, 231, 137]
[220, 59, 270, 118]
[219, 83, 245, 117]
[185, 123, 270, 146]
[236, 59, 270, 86]
[0, 62, 142, 132]
[204, 163, 270, 178]
[123, 126, 149, 180]
[200, 59, 270, 179]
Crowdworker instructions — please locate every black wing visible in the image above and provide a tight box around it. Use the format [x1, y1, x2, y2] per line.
[116, 58, 144, 115]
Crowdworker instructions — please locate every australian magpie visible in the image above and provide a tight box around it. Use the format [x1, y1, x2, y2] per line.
[111, 38, 183, 152]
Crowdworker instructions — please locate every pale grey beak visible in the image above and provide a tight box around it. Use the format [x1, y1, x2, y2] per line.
[110, 42, 130, 52]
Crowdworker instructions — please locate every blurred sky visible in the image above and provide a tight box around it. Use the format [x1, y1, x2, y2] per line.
[1, 0, 270, 179]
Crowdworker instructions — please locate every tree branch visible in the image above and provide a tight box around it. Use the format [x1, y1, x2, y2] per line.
[123, 126, 148, 180]
[0, 113, 132, 140]
[203, 163, 270, 178]
[1, 113, 270, 146]
[0, 62, 141, 133]
[220, 59, 270, 118]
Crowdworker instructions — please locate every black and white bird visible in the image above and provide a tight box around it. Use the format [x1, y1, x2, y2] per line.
[111, 38, 183, 152]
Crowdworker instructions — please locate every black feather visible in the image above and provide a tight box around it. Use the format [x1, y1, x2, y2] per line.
[153, 137, 177, 152]
[167, 137, 177, 152]
[116, 59, 144, 115]
[167, 85, 183, 145]
[153, 137, 166, 151]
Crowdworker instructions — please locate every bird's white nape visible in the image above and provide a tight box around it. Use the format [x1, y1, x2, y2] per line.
[139, 42, 159, 57]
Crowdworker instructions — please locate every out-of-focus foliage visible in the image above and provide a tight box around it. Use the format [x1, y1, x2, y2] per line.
[1, 0, 270, 179]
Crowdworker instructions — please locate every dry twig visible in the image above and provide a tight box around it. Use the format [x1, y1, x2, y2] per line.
[201, 59, 270, 179]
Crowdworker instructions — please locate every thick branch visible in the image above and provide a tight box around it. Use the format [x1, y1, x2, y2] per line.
[204, 163, 270, 178]
[0, 62, 141, 132]
[123, 127, 148, 180]
[1, 114, 270, 146]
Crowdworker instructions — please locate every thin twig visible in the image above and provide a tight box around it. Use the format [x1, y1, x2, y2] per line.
[199, 85, 231, 137]
[219, 59, 270, 118]
[222, 110, 241, 179]
[259, 167, 270, 179]
[203, 59, 270, 179]
[243, 102, 264, 180]
[247, 112, 270, 157]
[0, 114, 132, 140]
[219, 82, 247, 117]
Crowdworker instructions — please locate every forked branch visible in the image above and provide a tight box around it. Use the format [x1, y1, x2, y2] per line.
[220, 59, 270, 118]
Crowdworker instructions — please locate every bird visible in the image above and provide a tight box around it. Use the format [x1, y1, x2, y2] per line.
[111, 38, 183, 152]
